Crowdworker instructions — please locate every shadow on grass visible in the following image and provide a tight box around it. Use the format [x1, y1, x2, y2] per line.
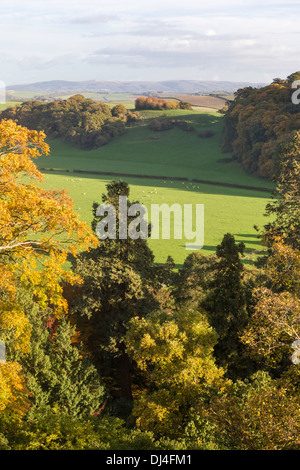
[138, 111, 223, 128]
[233, 233, 264, 246]
[40, 170, 274, 200]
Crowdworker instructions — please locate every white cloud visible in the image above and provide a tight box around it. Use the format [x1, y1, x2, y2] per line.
[1, 0, 300, 84]
[68, 13, 118, 24]
[205, 30, 217, 37]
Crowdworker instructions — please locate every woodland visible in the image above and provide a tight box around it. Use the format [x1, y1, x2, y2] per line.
[0, 75, 300, 450]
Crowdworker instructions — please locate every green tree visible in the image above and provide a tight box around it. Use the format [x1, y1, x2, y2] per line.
[125, 305, 227, 440]
[179, 101, 193, 110]
[70, 181, 175, 402]
[263, 131, 300, 249]
[222, 75, 300, 179]
[6, 290, 105, 418]
[175, 251, 217, 308]
[209, 371, 300, 450]
[204, 233, 248, 377]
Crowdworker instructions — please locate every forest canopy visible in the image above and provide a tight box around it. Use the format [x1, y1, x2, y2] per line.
[135, 96, 192, 111]
[222, 71, 300, 179]
[0, 95, 127, 150]
[1, 85, 300, 450]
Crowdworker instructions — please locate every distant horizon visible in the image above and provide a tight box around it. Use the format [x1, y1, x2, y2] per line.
[7, 77, 267, 87]
[5, 78, 268, 96]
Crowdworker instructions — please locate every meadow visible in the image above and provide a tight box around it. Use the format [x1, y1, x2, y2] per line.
[36, 106, 275, 267]
[37, 108, 274, 187]
[0, 101, 22, 110]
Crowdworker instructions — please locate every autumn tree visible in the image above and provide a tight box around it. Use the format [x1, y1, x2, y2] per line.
[263, 131, 300, 249]
[208, 370, 300, 450]
[125, 305, 227, 440]
[0, 119, 97, 419]
[0, 95, 126, 150]
[264, 240, 300, 295]
[222, 74, 300, 178]
[0, 362, 31, 422]
[135, 96, 181, 111]
[0, 119, 97, 345]
[111, 104, 127, 118]
[240, 239, 300, 377]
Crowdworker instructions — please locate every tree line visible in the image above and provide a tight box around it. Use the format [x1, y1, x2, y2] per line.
[222, 71, 300, 179]
[0, 95, 140, 150]
[135, 96, 193, 111]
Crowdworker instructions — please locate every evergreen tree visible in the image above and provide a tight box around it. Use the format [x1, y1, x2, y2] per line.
[175, 251, 217, 307]
[70, 181, 175, 402]
[9, 290, 105, 418]
[204, 233, 248, 377]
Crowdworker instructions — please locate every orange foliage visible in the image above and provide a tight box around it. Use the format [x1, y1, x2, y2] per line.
[0, 362, 31, 420]
[0, 119, 98, 352]
[223, 75, 300, 178]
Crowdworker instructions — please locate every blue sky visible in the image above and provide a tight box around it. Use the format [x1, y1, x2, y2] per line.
[1, 0, 299, 86]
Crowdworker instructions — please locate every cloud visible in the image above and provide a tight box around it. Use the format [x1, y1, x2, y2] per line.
[17, 54, 78, 70]
[85, 38, 261, 70]
[68, 13, 118, 24]
[1, 0, 300, 84]
[125, 19, 252, 40]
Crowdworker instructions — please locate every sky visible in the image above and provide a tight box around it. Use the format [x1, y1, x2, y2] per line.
[1, 0, 300, 86]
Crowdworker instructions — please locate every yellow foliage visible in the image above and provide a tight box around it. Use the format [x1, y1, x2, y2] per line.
[126, 308, 228, 438]
[0, 362, 30, 419]
[0, 119, 98, 354]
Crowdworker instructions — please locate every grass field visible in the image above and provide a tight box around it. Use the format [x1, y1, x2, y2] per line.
[35, 107, 275, 268]
[6, 91, 44, 100]
[0, 101, 22, 110]
[40, 172, 271, 268]
[38, 109, 274, 188]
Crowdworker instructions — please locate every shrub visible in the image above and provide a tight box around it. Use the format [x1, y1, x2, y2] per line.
[198, 130, 215, 138]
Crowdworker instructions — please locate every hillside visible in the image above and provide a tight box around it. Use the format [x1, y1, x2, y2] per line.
[35, 107, 274, 266]
[222, 72, 300, 178]
[7, 79, 266, 94]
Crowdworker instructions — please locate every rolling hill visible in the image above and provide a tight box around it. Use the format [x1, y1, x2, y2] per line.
[7, 79, 266, 94]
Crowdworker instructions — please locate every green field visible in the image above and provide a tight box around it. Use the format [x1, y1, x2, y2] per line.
[40, 172, 271, 267]
[35, 108, 275, 268]
[38, 109, 274, 188]
[0, 101, 22, 110]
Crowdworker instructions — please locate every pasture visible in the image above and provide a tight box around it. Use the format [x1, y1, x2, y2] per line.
[37, 108, 274, 188]
[36, 107, 275, 267]
[0, 101, 22, 110]
[41, 172, 272, 267]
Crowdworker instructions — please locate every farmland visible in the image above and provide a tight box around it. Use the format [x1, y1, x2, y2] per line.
[5, 89, 231, 111]
[158, 94, 229, 109]
[40, 172, 271, 267]
[0, 100, 22, 110]
[34, 106, 275, 267]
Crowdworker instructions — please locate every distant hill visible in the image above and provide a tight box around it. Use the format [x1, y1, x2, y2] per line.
[7, 79, 265, 94]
